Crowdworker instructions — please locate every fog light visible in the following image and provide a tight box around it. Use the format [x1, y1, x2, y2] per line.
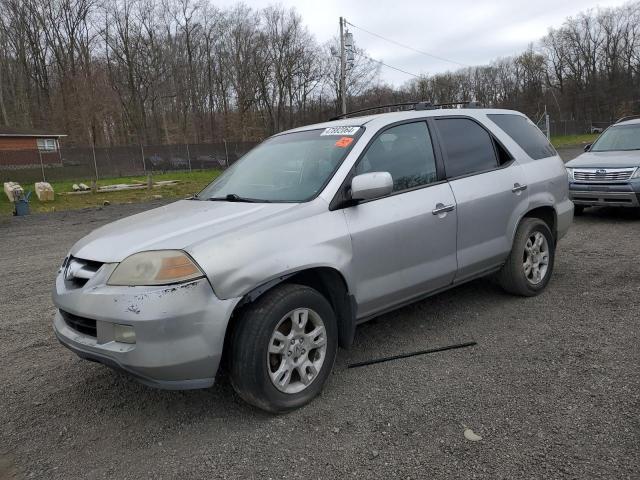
[114, 324, 136, 344]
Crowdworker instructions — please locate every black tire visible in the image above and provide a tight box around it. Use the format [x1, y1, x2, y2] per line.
[497, 217, 555, 297]
[574, 205, 585, 216]
[229, 284, 338, 413]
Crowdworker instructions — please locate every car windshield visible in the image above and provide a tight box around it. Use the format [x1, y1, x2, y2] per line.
[591, 124, 640, 152]
[198, 127, 363, 202]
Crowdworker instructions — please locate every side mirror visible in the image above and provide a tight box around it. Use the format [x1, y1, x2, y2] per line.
[584, 144, 592, 152]
[350, 172, 393, 201]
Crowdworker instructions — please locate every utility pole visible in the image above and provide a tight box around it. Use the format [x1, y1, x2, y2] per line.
[339, 16, 347, 115]
[545, 105, 551, 140]
[89, 126, 99, 181]
[140, 142, 146, 173]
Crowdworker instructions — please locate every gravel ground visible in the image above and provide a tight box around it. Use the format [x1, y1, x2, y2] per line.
[556, 146, 585, 162]
[2, 195, 639, 479]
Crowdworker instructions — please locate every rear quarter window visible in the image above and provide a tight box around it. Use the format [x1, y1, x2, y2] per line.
[487, 114, 556, 160]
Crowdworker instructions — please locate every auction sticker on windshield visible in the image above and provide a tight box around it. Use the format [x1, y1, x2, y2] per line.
[335, 137, 354, 148]
[321, 126, 360, 136]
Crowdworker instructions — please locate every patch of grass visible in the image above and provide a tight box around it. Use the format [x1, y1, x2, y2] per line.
[551, 134, 599, 148]
[1, 170, 221, 216]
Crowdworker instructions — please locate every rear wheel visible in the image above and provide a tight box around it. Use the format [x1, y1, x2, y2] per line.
[229, 284, 337, 413]
[498, 217, 555, 296]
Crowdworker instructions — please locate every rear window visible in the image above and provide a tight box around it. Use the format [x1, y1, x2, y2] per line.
[488, 114, 556, 160]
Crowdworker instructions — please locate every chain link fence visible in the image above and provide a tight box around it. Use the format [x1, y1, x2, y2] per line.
[534, 118, 614, 137]
[549, 119, 594, 136]
[0, 141, 258, 184]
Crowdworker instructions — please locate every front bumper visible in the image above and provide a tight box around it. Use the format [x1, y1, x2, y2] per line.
[569, 180, 640, 208]
[52, 265, 241, 390]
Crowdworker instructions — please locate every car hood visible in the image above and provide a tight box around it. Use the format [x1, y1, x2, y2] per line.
[71, 200, 300, 263]
[566, 150, 640, 169]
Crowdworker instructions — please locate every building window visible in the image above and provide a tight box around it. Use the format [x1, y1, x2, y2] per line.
[37, 138, 57, 152]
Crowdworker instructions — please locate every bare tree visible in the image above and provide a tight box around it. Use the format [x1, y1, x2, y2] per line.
[0, 0, 638, 144]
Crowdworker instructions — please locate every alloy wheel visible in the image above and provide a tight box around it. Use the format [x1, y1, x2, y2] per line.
[523, 231, 549, 285]
[267, 308, 327, 394]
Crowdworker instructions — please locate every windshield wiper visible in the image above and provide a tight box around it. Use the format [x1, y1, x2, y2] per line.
[208, 193, 269, 203]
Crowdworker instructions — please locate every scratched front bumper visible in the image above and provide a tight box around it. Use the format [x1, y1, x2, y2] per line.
[52, 266, 240, 389]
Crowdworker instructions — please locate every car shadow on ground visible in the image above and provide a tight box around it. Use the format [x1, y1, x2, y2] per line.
[576, 206, 640, 221]
[55, 276, 506, 422]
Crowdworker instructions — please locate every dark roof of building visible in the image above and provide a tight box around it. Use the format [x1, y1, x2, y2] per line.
[0, 127, 66, 137]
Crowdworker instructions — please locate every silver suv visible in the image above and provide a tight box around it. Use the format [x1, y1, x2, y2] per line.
[53, 105, 573, 412]
[566, 116, 640, 214]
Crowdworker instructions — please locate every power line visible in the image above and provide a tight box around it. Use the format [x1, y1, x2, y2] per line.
[354, 50, 423, 78]
[356, 49, 489, 100]
[345, 20, 470, 68]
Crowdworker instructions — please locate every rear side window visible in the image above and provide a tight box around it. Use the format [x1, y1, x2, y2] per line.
[436, 118, 498, 178]
[488, 114, 556, 160]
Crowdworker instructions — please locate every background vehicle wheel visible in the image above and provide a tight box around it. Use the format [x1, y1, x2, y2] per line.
[497, 217, 555, 296]
[574, 205, 585, 216]
[229, 284, 338, 413]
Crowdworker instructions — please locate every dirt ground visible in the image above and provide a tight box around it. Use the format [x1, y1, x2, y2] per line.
[1, 194, 639, 479]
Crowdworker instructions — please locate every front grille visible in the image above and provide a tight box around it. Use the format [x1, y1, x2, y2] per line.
[60, 310, 97, 337]
[573, 168, 636, 183]
[64, 257, 104, 288]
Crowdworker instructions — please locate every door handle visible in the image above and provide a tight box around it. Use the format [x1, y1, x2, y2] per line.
[432, 203, 456, 215]
[512, 183, 528, 193]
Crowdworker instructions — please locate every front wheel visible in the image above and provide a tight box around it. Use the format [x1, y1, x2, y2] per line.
[229, 284, 338, 413]
[497, 218, 555, 296]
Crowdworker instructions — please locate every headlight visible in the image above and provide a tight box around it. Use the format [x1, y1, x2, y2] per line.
[59, 255, 70, 273]
[566, 168, 574, 181]
[631, 167, 640, 179]
[108, 250, 204, 286]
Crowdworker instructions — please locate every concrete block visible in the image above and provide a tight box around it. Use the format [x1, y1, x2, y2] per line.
[4, 182, 24, 202]
[35, 182, 55, 201]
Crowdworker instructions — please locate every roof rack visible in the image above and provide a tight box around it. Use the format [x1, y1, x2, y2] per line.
[615, 114, 640, 124]
[329, 100, 482, 121]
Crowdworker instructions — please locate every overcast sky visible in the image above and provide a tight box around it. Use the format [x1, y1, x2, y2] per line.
[217, 0, 630, 85]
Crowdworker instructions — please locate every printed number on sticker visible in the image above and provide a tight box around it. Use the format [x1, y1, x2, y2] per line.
[321, 126, 360, 136]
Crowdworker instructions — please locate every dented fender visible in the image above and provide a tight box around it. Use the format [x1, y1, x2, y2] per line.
[187, 198, 356, 301]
